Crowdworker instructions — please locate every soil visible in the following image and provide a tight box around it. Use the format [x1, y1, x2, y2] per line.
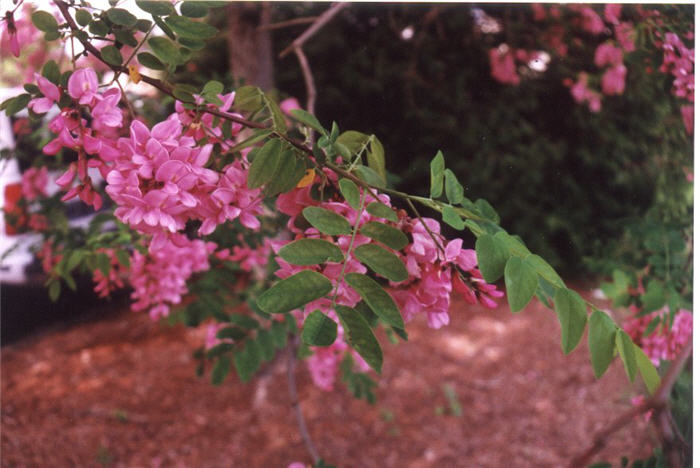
[2, 285, 656, 467]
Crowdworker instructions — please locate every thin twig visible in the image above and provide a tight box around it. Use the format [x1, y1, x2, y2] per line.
[294, 45, 316, 116]
[570, 339, 693, 468]
[406, 198, 446, 258]
[258, 16, 317, 31]
[278, 3, 348, 59]
[287, 336, 320, 464]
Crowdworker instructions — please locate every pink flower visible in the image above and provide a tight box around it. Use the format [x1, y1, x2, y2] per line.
[681, 105, 693, 134]
[280, 97, 302, 115]
[594, 43, 623, 68]
[615, 22, 636, 52]
[28, 73, 61, 113]
[68, 68, 99, 105]
[604, 4, 622, 25]
[624, 307, 693, 366]
[489, 47, 520, 85]
[579, 7, 605, 35]
[601, 64, 627, 95]
[21, 166, 49, 200]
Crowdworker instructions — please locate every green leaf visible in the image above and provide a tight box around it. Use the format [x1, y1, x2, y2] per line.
[335, 305, 383, 374]
[228, 129, 272, 153]
[137, 52, 165, 70]
[588, 310, 618, 379]
[263, 149, 297, 196]
[336, 130, 371, 157]
[100, 45, 122, 66]
[302, 310, 338, 346]
[135, 19, 153, 32]
[233, 340, 260, 383]
[278, 239, 344, 265]
[444, 169, 463, 205]
[616, 329, 638, 382]
[634, 344, 660, 394]
[366, 202, 398, 222]
[75, 9, 92, 26]
[289, 109, 326, 134]
[257, 329, 275, 362]
[148, 37, 182, 66]
[553, 288, 588, 354]
[641, 280, 666, 313]
[525, 254, 565, 288]
[113, 29, 138, 47]
[475, 199, 499, 223]
[353, 166, 385, 188]
[173, 83, 197, 103]
[475, 234, 510, 283]
[345, 273, 404, 329]
[164, 15, 218, 39]
[338, 178, 361, 210]
[367, 136, 386, 184]
[152, 14, 176, 40]
[229, 314, 259, 330]
[211, 355, 231, 385]
[216, 326, 246, 340]
[270, 321, 288, 348]
[359, 222, 408, 251]
[48, 280, 61, 302]
[302, 206, 352, 235]
[494, 231, 530, 257]
[181, 1, 209, 17]
[106, 8, 138, 27]
[504, 256, 537, 313]
[135, 1, 176, 16]
[257, 270, 333, 314]
[247, 139, 282, 189]
[32, 11, 59, 33]
[88, 19, 109, 37]
[430, 150, 445, 198]
[234, 85, 263, 112]
[354, 244, 408, 282]
[42, 60, 61, 84]
[202, 80, 224, 95]
[3, 94, 31, 116]
[178, 37, 205, 51]
[441, 205, 464, 230]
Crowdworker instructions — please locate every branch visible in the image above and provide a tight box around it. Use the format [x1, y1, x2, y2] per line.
[287, 336, 320, 464]
[570, 339, 692, 468]
[294, 45, 316, 116]
[257, 16, 317, 31]
[278, 3, 348, 59]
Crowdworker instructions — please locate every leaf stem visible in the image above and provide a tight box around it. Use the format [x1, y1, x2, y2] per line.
[331, 189, 367, 305]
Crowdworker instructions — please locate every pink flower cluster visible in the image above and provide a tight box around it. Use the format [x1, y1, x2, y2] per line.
[659, 32, 694, 104]
[28, 68, 125, 210]
[273, 175, 502, 389]
[107, 100, 263, 251]
[568, 73, 602, 113]
[91, 249, 128, 298]
[129, 234, 216, 319]
[215, 238, 273, 281]
[595, 43, 627, 96]
[624, 307, 693, 366]
[20, 166, 49, 201]
[392, 218, 502, 329]
[488, 47, 547, 86]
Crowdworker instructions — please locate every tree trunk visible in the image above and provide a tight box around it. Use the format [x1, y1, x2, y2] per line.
[226, 2, 274, 91]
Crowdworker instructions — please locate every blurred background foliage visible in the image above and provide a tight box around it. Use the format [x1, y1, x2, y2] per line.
[177, 3, 693, 276]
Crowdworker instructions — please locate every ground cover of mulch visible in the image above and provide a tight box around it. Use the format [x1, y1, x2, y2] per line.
[2, 285, 656, 467]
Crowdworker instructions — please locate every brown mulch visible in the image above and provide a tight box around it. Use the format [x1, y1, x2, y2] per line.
[2, 286, 656, 467]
